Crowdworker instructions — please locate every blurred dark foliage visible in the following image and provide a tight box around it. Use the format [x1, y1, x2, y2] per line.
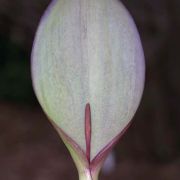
[0, 35, 34, 102]
[0, 0, 180, 179]
[0, 0, 50, 103]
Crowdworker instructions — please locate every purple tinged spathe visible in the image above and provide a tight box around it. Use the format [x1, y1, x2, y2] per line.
[31, 0, 145, 179]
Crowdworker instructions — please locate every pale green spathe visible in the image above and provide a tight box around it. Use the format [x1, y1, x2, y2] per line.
[32, 0, 145, 160]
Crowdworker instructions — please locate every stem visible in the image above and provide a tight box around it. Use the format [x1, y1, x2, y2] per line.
[79, 170, 92, 180]
[79, 168, 99, 180]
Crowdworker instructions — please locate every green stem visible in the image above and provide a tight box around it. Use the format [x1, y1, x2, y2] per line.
[79, 170, 92, 180]
[79, 168, 99, 180]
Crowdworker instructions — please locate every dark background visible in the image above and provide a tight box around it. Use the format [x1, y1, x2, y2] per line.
[0, 0, 180, 179]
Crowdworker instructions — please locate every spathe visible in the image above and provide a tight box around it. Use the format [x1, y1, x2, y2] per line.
[31, 0, 145, 179]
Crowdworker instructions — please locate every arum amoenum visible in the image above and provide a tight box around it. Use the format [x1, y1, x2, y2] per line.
[31, 0, 145, 179]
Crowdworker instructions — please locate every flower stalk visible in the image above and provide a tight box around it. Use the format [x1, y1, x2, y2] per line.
[79, 169, 98, 180]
